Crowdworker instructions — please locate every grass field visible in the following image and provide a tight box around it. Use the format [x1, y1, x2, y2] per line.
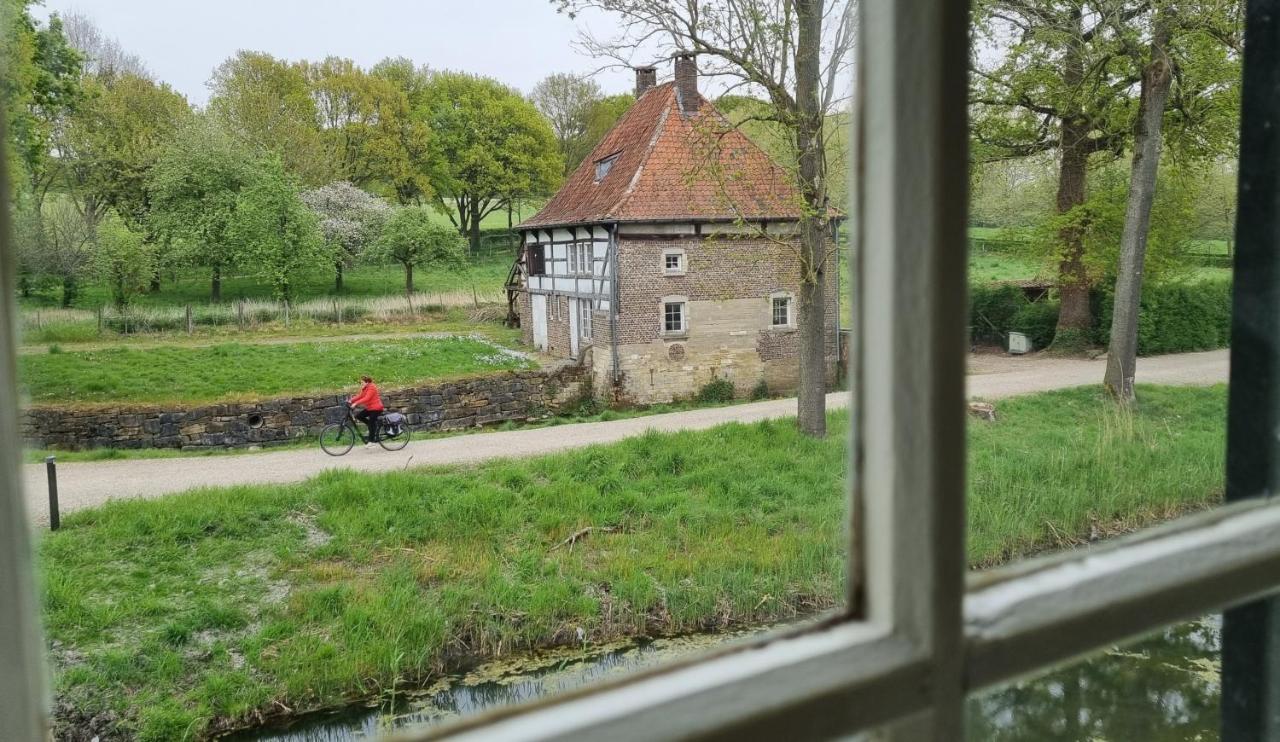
[20, 247, 516, 312]
[38, 385, 1226, 739]
[21, 335, 532, 406]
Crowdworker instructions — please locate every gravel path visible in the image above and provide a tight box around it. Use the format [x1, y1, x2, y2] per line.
[22, 349, 1228, 524]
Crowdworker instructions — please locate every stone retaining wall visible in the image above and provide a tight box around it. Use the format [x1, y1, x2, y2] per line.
[23, 367, 588, 451]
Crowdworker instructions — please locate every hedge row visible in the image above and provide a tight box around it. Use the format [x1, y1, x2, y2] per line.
[970, 278, 1232, 355]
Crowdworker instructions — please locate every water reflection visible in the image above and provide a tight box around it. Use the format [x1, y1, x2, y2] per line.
[230, 630, 764, 741]
[231, 619, 1222, 741]
[966, 617, 1221, 741]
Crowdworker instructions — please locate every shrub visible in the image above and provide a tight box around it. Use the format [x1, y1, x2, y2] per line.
[1096, 278, 1232, 355]
[969, 285, 1060, 350]
[695, 378, 736, 404]
[750, 379, 770, 401]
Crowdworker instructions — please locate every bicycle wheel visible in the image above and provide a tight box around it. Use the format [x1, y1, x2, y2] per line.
[378, 427, 411, 451]
[319, 423, 356, 456]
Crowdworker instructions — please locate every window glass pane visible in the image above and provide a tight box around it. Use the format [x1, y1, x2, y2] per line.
[15, 3, 855, 738]
[967, 617, 1220, 740]
[967, 2, 1238, 567]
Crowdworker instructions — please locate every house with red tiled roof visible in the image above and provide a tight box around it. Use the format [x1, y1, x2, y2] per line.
[511, 54, 838, 404]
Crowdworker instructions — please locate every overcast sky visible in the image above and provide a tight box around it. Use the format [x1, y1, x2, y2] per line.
[35, 0, 648, 105]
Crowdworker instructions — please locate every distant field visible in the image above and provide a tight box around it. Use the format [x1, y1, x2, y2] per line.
[20, 245, 517, 311]
[21, 336, 532, 406]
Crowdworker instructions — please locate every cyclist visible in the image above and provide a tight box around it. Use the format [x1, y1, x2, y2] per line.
[348, 375, 385, 448]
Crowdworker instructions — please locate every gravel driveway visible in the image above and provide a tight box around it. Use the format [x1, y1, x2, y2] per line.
[21, 349, 1229, 524]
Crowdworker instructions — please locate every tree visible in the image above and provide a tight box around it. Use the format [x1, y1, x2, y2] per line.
[25, 197, 94, 307]
[555, 0, 855, 437]
[370, 57, 435, 206]
[60, 11, 148, 79]
[228, 159, 327, 302]
[422, 71, 562, 252]
[971, 0, 1239, 351]
[208, 51, 325, 184]
[147, 116, 260, 302]
[372, 207, 465, 294]
[531, 72, 604, 175]
[93, 216, 152, 310]
[300, 181, 390, 292]
[0, 3, 83, 205]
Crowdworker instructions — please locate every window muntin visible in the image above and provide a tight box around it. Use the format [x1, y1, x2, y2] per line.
[579, 301, 592, 340]
[771, 295, 793, 328]
[567, 243, 593, 276]
[663, 249, 686, 274]
[663, 301, 686, 334]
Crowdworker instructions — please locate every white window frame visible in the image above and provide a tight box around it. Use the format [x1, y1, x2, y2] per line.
[769, 291, 795, 329]
[660, 296, 688, 338]
[662, 248, 686, 276]
[579, 300, 593, 341]
[4, 2, 1276, 741]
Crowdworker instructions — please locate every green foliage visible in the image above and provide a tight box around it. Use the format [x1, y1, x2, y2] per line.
[372, 206, 466, 292]
[93, 216, 152, 310]
[695, 378, 736, 404]
[583, 93, 635, 160]
[227, 159, 326, 301]
[20, 336, 530, 404]
[207, 51, 325, 185]
[146, 116, 260, 281]
[1096, 278, 1233, 355]
[970, 285, 1060, 350]
[750, 379, 771, 401]
[531, 72, 604, 175]
[38, 385, 1225, 737]
[422, 71, 562, 247]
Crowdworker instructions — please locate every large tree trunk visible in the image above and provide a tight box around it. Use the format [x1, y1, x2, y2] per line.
[61, 275, 77, 308]
[335, 261, 345, 293]
[1104, 13, 1174, 404]
[211, 265, 222, 304]
[404, 262, 415, 294]
[794, 0, 827, 437]
[1052, 10, 1093, 351]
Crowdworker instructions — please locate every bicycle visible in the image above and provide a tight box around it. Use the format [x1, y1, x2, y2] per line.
[319, 404, 411, 456]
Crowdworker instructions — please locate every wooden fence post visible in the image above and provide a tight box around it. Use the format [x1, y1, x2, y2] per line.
[237, 301, 245, 330]
[283, 300, 290, 328]
[96, 306, 103, 335]
[185, 304, 193, 335]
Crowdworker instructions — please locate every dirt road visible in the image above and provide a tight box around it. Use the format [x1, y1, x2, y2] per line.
[21, 349, 1228, 524]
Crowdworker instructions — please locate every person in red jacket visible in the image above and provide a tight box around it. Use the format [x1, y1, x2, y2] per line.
[348, 375, 385, 446]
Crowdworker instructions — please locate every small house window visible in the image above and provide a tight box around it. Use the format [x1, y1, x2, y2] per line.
[594, 152, 620, 183]
[527, 245, 546, 277]
[771, 295, 793, 327]
[570, 243, 593, 276]
[663, 301, 686, 334]
[580, 301, 593, 340]
[662, 249, 686, 275]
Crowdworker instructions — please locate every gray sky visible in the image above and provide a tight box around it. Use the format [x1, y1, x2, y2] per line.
[36, 0, 644, 105]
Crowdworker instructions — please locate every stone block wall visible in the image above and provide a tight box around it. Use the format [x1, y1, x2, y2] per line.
[23, 367, 588, 452]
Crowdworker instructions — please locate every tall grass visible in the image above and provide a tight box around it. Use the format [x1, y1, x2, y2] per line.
[38, 385, 1226, 739]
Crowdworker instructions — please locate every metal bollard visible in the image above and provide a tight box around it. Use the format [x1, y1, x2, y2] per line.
[45, 456, 59, 531]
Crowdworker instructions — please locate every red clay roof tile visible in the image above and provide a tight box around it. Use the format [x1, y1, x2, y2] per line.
[519, 83, 804, 229]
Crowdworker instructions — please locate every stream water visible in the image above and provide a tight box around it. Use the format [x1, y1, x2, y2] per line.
[231, 618, 1222, 741]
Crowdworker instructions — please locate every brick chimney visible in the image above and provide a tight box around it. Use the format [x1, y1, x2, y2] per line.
[674, 52, 698, 115]
[635, 66, 657, 97]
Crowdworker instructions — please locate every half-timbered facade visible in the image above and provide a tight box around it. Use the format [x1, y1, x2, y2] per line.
[513, 55, 838, 404]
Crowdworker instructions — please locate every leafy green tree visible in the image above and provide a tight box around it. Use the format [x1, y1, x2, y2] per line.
[531, 72, 604, 175]
[369, 57, 435, 206]
[228, 159, 326, 302]
[372, 206, 465, 294]
[422, 71, 562, 252]
[971, 0, 1240, 350]
[0, 2, 84, 203]
[300, 181, 390, 292]
[208, 51, 325, 184]
[23, 197, 94, 307]
[93, 215, 153, 310]
[147, 116, 260, 302]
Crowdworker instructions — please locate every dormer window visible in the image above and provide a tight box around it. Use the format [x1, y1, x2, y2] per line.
[594, 152, 620, 183]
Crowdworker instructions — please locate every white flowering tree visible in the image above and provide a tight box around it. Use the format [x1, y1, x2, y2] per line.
[300, 181, 391, 292]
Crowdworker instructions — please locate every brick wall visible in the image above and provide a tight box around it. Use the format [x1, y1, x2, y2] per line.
[606, 233, 838, 403]
[24, 367, 588, 452]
